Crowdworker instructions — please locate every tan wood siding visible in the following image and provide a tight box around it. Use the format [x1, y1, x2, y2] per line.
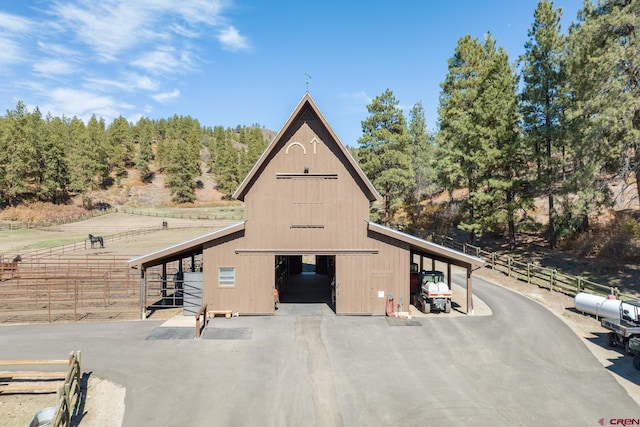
[335, 255, 372, 315]
[242, 111, 370, 252]
[369, 233, 411, 314]
[203, 242, 273, 314]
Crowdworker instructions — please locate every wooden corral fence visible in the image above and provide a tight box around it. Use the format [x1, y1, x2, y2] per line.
[428, 233, 638, 301]
[0, 351, 82, 427]
[0, 256, 139, 323]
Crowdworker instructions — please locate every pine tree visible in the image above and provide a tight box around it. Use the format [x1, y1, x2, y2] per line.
[564, 0, 639, 233]
[520, 0, 567, 248]
[66, 117, 92, 193]
[159, 115, 201, 203]
[406, 101, 437, 228]
[358, 89, 414, 226]
[437, 34, 524, 246]
[1, 102, 40, 205]
[108, 116, 134, 178]
[86, 115, 110, 187]
[41, 114, 69, 203]
[134, 117, 154, 182]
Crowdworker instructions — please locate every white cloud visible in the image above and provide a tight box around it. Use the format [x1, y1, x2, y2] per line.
[85, 73, 159, 92]
[133, 75, 159, 91]
[36, 87, 132, 122]
[0, 0, 250, 120]
[174, 0, 224, 26]
[218, 25, 249, 51]
[152, 89, 180, 103]
[132, 47, 193, 75]
[37, 41, 80, 57]
[0, 36, 26, 66]
[32, 59, 75, 76]
[0, 11, 32, 33]
[339, 91, 372, 114]
[50, 0, 240, 61]
[0, 12, 35, 67]
[52, 1, 150, 61]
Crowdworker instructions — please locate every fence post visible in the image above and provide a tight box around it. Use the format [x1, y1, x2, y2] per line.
[74, 280, 78, 322]
[550, 269, 555, 292]
[577, 277, 582, 295]
[527, 263, 531, 284]
[64, 382, 71, 422]
[508, 257, 512, 277]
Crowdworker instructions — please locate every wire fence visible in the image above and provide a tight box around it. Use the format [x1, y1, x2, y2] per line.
[0, 209, 113, 231]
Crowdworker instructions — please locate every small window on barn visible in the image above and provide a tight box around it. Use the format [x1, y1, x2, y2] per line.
[218, 267, 235, 288]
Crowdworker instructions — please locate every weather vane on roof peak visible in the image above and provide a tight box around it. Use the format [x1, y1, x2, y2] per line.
[305, 72, 311, 92]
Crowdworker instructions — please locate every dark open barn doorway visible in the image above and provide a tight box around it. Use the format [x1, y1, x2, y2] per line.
[275, 255, 335, 311]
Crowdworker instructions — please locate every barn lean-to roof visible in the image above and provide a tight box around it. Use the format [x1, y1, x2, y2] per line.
[232, 93, 381, 203]
[127, 221, 245, 269]
[367, 222, 485, 270]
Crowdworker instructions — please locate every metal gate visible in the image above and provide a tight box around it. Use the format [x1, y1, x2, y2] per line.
[182, 272, 203, 316]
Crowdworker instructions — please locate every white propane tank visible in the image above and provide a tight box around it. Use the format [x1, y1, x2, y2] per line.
[437, 282, 450, 293]
[425, 282, 438, 295]
[574, 292, 622, 319]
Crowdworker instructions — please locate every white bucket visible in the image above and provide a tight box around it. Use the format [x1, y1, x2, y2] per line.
[29, 406, 56, 427]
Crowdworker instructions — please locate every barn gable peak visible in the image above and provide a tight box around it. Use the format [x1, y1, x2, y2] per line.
[232, 93, 381, 202]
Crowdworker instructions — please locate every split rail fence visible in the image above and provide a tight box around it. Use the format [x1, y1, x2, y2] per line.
[428, 233, 637, 301]
[0, 350, 82, 427]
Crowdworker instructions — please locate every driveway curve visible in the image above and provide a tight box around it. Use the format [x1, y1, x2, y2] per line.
[0, 275, 637, 426]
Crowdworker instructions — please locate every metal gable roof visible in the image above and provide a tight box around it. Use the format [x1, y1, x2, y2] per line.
[367, 222, 485, 270]
[232, 93, 381, 202]
[127, 221, 246, 269]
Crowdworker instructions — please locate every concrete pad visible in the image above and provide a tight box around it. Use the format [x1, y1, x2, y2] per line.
[145, 326, 194, 340]
[275, 303, 335, 316]
[202, 327, 252, 340]
[409, 283, 493, 318]
[385, 317, 421, 326]
[159, 314, 196, 327]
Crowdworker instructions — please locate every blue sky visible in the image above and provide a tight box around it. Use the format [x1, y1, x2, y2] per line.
[0, 0, 581, 147]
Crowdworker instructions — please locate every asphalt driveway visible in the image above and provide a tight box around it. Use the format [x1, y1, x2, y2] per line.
[0, 276, 637, 426]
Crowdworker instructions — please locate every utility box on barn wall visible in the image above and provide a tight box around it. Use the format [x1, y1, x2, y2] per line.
[183, 272, 203, 316]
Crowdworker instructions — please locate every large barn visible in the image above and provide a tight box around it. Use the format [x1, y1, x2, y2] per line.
[128, 93, 484, 316]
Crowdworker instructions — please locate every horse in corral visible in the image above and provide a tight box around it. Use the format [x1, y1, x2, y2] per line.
[88, 234, 104, 249]
[1, 255, 21, 281]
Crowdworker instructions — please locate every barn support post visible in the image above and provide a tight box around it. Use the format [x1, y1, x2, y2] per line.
[466, 266, 473, 315]
[139, 268, 147, 319]
[161, 263, 167, 300]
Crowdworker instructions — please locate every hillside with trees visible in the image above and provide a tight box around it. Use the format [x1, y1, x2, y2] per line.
[353, 0, 639, 263]
[0, 105, 270, 208]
